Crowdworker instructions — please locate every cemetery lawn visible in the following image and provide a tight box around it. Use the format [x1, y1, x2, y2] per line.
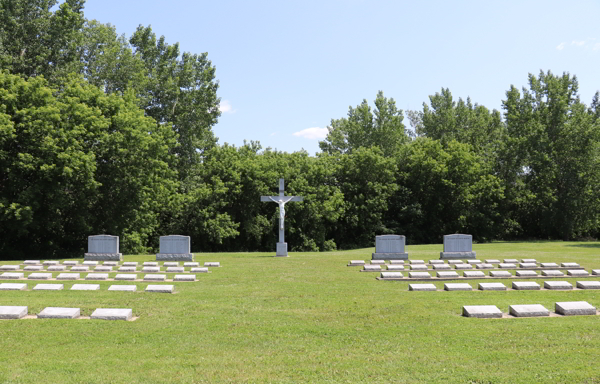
[1, 241, 600, 383]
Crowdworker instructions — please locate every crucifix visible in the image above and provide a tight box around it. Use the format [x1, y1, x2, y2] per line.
[261, 178, 304, 257]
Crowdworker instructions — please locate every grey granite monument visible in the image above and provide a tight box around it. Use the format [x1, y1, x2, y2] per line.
[371, 235, 408, 260]
[156, 235, 194, 261]
[440, 234, 476, 259]
[261, 178, 303, 257]
[84, 235, 122, 261]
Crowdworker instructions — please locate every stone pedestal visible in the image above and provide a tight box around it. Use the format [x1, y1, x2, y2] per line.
[85, 235, 122, 261]
[156, 235, 194, 261]
[440, 234, 476, 259]
[276, 242, 288, 257]
[372, 235, 408, 260]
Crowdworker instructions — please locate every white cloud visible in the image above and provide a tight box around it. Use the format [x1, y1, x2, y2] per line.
[270, 132, 277, 136]
[594, 43, 600, 51]
[292, 127, 328, 140]
[572, 40, 586, 46]
[219, 100, 235, 114]
[556, 42, 566, 50]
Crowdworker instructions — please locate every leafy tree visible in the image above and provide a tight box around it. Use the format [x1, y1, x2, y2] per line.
[129, 25, 220, 181]
[0, 0, 85, 83]
[0, 72, 177, 258]
[393, 138, 505, 243]
[332, 147, 397, 248]
[502, 71, 600, 240]
[319, 91, 409, 157]
[419, 88, 505, 164]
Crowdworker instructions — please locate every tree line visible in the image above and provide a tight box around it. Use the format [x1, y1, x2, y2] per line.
[1, 0, 599, 258]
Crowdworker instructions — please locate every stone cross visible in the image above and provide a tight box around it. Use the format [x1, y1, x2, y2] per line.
[261, 178, 303, 256]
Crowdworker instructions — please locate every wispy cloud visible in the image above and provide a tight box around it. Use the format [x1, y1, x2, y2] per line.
[292, 127, 328, 140]
[219, 100, 235, 114]
[556, 42, 566, 50]
[594, 43, 600, 51]
[270, 132, 277, 136]
[572, 40, 586, 46]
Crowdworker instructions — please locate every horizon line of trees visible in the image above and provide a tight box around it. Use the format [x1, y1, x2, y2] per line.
[1, 0, 599, 259]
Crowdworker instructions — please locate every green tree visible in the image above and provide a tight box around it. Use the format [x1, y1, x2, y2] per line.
[419, 88, 505, 164]
[502, 71, 600, 240]
[319, 91, 409, 157]
[129, 25, 220, 181]
[332, 147, 397, 248]
[0, 0, 85, 83]
[393, 138, 505, 243]
[0, 72, 177, 258]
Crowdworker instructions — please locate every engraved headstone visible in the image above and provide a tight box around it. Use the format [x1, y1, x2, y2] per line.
[85, 235, 122, 261]
[440, 234, 476, 259]
[371, 235, 408, 260]
[156, 235, 194, 261]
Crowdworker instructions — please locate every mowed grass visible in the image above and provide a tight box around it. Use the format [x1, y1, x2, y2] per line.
[1, 241, 600, 383]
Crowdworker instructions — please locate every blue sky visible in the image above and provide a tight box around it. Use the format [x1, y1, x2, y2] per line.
[81, 0, 600, 155]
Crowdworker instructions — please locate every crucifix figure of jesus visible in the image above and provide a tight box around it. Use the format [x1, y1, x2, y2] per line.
[260, 178, 303, 257]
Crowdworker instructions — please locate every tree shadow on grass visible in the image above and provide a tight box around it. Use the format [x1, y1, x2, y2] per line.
[565, 244, 600, 248]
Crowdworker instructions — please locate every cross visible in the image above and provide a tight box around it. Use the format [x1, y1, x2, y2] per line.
[261, 178, 303, 256]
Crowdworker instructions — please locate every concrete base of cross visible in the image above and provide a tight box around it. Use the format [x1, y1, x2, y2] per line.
[276, 242, 288, 257]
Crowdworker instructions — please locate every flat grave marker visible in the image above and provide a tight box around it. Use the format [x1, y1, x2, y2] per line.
[0, 306, 28, 319]
[71, 284, 100, 290]
[464, 271, 485, 278]
[512, 282, 541, 290]
[577, 281, 600, 289]
[33, 284, 63, 290]
[478, 283, 506, 291]
[145, 285, 174, 293]
[444, 283, 472, 291]
[57, 273, 80, 280]
[509, 304, 549, 317]
[409, 284, 437, 291]
[108, 285, 137, 292]
[462, 305, 502, 318]
[380, 272, 403, 279]
[544, 281, 573, 290]
[174, 275, 196, 281]
[143, 274, 166, 281]
[27, 273, 52, 280]
[541, 270, 564, 277]
[0, 283, 27, 291]
[555, 301, 596, 316]
[567, 270, 589, 277]
[1, 273, 24, 279]
[85, 273, 109, 281]
[408, 272, 432, 279]
[91, 308, 132, 320]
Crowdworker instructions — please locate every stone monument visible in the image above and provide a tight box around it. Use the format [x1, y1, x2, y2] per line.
[260, 178, 303, 257]
[84, 235, 122, 261]
[156, 235, 194, 261]
[439, 234, 476, 259]
[372, 235, 408, 260]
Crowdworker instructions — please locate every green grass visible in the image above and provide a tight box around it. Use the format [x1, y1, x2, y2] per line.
[1, 241, 600, 383]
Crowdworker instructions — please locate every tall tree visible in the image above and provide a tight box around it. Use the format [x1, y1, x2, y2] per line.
[129, 25, 220, 180]
[419, 88, 505, 164]
[319, 91, 409, 157]
[0, 72, 178, 258]
[502, 71, 600, 240]
[0, 0, 85, 83]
